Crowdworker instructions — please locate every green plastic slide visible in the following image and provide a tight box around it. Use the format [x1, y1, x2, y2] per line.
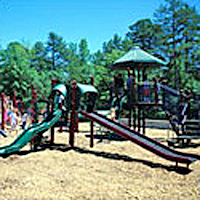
[0, 96, 62, 155]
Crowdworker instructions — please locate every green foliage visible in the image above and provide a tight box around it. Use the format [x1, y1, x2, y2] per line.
[153, 0, 200, 90]
[0, 0, 199, 105]
[127, 19, 163, 51]
[0, 42, 35, 96]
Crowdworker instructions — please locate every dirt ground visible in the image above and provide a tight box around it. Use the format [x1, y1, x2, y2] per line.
[0, 122, 200, 200]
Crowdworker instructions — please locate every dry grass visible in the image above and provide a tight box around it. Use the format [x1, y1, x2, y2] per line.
[0, 122, 199, 200]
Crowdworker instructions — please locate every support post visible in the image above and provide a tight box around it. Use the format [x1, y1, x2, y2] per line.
[138, 107, 141, 132]
[90, 75, 94, 147]
[153, 77, 159, 105]
[50, 126, 55, 144]
[133, 107, 136, 130]
[142, 109, 146, 135]
[132, 70, 137, 130]
[1, 93, 5, 131]
[59, 100, 63, 133]
[69, 80, 77, 147]
[31, 86, 38, 123]
[128, 109, 132, 127]
[90, 121, 94, 148]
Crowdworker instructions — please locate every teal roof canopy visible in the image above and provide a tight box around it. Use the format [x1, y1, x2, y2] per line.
[52, 84, 67, 97]
[112, 46, 168, 70]
[77, 83, 98, 94]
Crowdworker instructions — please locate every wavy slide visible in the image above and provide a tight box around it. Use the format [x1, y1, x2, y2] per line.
[0, 98, 62, 155]
[80, 111, 200, 166]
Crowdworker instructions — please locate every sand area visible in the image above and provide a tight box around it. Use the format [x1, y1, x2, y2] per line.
[0, 122, 199, 200]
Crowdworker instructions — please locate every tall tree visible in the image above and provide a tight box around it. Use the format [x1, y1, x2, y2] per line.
[31, 41, 50, 72]
[153, 0, 200, 90]
[46, 32, 66, 70]
[103, 34, 124, 54]
[78, 38, 90, 63]
[0, 42, 36, 96]
[78, 38, 92, 80]
[126, 19, 163, 51]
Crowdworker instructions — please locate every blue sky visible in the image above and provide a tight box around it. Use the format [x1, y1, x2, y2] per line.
[1, 0, 199, 52]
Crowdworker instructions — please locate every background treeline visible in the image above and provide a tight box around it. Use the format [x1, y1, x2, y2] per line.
[0, 0, 199, 101]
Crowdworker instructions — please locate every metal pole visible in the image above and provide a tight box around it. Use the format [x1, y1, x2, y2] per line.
[138, 106, 141, 132]
[59, 99, 63, 133]
[153, 77, 159, 105]
[50, 81, 55, 144]
[69, 80, 76, 147]
[90, 75, 94, 147]
[142, 109, 145, 135]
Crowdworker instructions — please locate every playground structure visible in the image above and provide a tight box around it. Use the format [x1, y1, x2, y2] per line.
[0, 80, 99, 153]
[107, 46, 166, 135]
[0, 77, 199, 168]
[106, 46, 200, 147]
[0, 46, 199, 169]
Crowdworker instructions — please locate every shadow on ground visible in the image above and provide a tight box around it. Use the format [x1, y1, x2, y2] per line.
[73, 147, 192, 175]
[1, 143, 193, 175]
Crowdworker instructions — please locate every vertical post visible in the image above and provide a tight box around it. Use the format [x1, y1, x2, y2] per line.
[142, 69, 145, 82]
[69, 80, 76, 147]
[153, 77, 159, 105]
[127, 68, 132, 128]
[50, 81, 56, 144]
[142, 69, 146, 134]
[31, 86, 38, 123]
[132, 70, 137, 130]
[133, 107, 136, 130]
[13, 91, 17, 108]
[138, 107, 141, 132]
[162, 82, 166, 108]
[1, 93, 5, 131]
[90, 75, 94, 147]
[50, 126, 55, 144]
[128, 109, 132, 127]
[75, 113, 79, 132]
[142, 109, 145, 135]
[137, 69, 140, 102]
[90, 121, 94, 148]
[59, 99, 63, 133]
[137, 70, 141, 132]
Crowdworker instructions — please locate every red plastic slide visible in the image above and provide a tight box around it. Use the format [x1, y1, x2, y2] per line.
[80, 111, 200, 167]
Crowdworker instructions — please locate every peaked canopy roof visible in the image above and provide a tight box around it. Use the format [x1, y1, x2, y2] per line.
[77, 83, 98, 94]
[52, 84, 67, 97]
[112, 46, 168, 70]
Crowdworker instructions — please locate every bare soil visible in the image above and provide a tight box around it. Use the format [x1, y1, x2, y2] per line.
[0, 123, 200, 200]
